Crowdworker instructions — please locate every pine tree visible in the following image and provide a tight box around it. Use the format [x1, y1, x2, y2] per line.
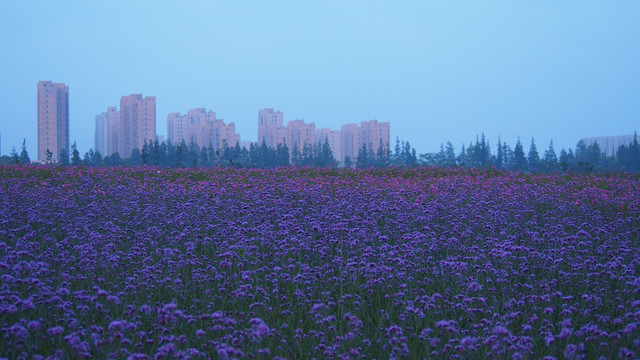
[527, 138, 539, 171]
[542, 140, 558, 171]
[71, 141, 82, 166]
[19, 139, 30, 164]
[59, 148, 69, 165]
[291, 142, 300, 167]
[129, 148, 142, 166]
[586, 142, 602, 171]
[457, 144, 467, 167]
[357, 143, 369, 168]
[496, 137, 503, 169]
[344, 156, 353, 169]
[629, 132, 639, 171]
[444, 141, 456, 167]
[10, 146, 19, 164]
[513, 138, 527, 171]
[575, 140, 588, 166]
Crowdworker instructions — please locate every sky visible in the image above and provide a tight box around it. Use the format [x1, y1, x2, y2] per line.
[0, 0, 638, 157]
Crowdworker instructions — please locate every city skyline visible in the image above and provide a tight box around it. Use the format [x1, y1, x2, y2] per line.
[94, 93, 390, 166]
[1, 2, 639, 157]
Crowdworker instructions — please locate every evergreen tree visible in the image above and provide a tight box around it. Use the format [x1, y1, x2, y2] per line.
[59, 148, 69, 166]
[629, 132, 639, 171]
[513, 138, 527, 171]
[166, 142, 176, 167]
[93, 151, 103, 166]
[107, 152, 121, 166]
[617, 144, 629, 170]
[71, 141, 82, 166]
[496, 137, 503, 169]
[19, 139, 30, 164]
[200, 144, 209, 167]
[457, 144, 467, 167]
[301, 142, 313, 166]
[357, 143, 369, 168]
[176, 140, 186, 167]
[558, 148, 575, 172]
[586, 142, 602, 171]
[322, 137, 336, 167]
[527, 138, 539, 171]
[394, 137, 401, 161]
[220, 140, 231, 166]
[444, 141, 457, 167]
[188, 141, 200, 167]
[542, 140, 558, 171]
[141, 140, 150, 165]
[477, 133, 490, 167]
[291, 142, 301, 167]
[435, 144, 446, 167]
[151, 139, 160, 166]
[10, 146, 19, 164]
[502, 142, 514, 170]
[376, 138, 389, 167]
[207, 144, 217, 167]
[344, 156, 353, 169]
[233, 142, 242, 165]
[259, 140, 269, 167]
[83, 148, 96, 166]
[403, 141, 417, 167]
[575, 140, 588, 166]
[277, 141, 290, 167]
[129, 148, 142, 166]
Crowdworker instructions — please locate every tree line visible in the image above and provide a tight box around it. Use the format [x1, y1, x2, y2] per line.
[3, 132, 639, 173]
[420, 133, 640, 173]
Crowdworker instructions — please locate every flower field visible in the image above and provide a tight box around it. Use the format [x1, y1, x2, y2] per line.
[1, 165, 639, 359]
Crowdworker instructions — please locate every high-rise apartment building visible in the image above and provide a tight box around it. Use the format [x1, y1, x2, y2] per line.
[119, 94, 156, 156]
[286, 120, 316, 150]
[359, 120, 390, 154]
[94, 106, 120, 156]
[258, 108, 286, 148]
[341, 124, 360, 165]
[94, 112, 108, 156]
[37, 81, 69, 162]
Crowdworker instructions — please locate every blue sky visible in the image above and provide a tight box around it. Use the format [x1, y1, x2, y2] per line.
[1, 0, 638, 157]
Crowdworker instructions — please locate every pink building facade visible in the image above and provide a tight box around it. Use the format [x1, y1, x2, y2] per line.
[37, 81, 69, 162]
[119, 94, 156, 157]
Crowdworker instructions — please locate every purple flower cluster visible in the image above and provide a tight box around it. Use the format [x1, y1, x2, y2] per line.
[0, 165, 639, 359]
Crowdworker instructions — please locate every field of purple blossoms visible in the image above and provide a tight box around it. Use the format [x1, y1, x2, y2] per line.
[1, 166, 639, 360]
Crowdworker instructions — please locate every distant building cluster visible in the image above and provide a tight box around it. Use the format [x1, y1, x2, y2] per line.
[167, 108, 240, 151]
[580, 135, 637, 157]
[258, 108, 390, 165]
[38, 81, 390, 166]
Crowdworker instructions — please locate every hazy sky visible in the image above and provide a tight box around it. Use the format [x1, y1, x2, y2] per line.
[1, 0, 638, 157]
